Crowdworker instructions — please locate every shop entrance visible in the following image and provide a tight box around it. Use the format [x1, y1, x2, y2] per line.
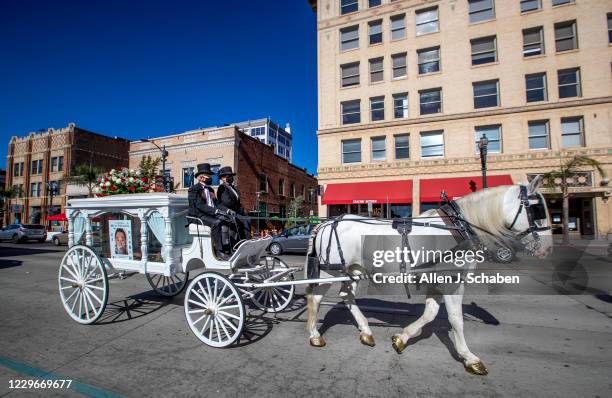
[545, 196, 595, 238]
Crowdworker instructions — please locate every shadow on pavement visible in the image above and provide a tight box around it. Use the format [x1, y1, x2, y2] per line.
[0, 259, 23, 269]
[96, 290, 176, 324]
[0, 245, 64, 257]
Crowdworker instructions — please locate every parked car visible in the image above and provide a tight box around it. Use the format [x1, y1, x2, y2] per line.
[268, 224, 314, 255]
[52, 231, 69, 246]
[0, 224, 47, 243]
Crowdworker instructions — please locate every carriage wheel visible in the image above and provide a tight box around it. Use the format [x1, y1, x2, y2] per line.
[58, 245, 108, 325]
[184, 272, 245, 348]
[249, 256, 295, 313]
[146, 270, 189, 297]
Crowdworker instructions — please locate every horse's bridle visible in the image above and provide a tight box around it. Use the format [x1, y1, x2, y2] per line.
[508, 185, 551, 254]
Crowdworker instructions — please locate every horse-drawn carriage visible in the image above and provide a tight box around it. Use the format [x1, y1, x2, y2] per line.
[59, 193, 299, 347]
[59, 181, 552, 375]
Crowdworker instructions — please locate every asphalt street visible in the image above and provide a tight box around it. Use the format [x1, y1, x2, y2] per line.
[0, 242, 611, 397]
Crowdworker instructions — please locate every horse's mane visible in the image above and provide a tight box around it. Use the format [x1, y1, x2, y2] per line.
[420, 185, 514, 241]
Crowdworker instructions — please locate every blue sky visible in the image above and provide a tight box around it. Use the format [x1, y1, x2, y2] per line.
[0, 0, 318, 173]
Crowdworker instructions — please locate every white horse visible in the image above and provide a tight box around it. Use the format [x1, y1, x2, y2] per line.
[306, 178, 553, 375]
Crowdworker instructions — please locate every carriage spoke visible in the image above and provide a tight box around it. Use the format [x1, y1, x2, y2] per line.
[217, 313, 238, 333]
[61, 264, 80, 282]
[192, 313, 210, 326]
[200, 315, 212, 335]
[87, 285, 106, 292]
[215, 284, 227, 305]
[192, 285, 210, 307]
[85, 277, 103, 284]
[218, 311, 240, 321]
[217, 304, 239, 311]
[188, 309, 207, 314]
[214, 318, 222, 342]
[188, 298, 207, 308]
[212, 279, 218, 304]
[217, 316, 230, 339]
[60, 276, 79, 284]
[197, 281, 212, 304]
[63, 288, 79, 305]
[84, 287, 103, 305]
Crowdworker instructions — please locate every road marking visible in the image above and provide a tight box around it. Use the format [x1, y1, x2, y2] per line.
[0, 356, 124, 398]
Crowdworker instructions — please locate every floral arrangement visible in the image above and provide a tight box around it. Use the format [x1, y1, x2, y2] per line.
[93, 168, 156, 196]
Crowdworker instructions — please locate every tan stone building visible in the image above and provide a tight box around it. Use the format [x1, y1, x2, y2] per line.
[4, 123, 130, 227]
[313, 0, 612, 238]
[128, 125, 318, 228]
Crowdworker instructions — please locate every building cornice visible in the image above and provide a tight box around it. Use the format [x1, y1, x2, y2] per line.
[130, 138, 236, 157]
[317, 96, 612, 136]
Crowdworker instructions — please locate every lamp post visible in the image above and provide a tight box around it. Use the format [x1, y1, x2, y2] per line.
[46, 181, 58, 228]
[142, 139, 169, 192]
[478, 134, 489, 189]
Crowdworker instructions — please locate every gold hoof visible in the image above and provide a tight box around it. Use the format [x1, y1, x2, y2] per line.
[391, 335, 406, 354]
[360, 333, 375, 347]
[309, 336, 326, 347]
[465, 361, 489, 376]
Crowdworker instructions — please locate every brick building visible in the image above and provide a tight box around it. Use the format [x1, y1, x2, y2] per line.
[128, 125, 318, 223]
[4, 123, 130, 226]
[312, 0, 612, 238]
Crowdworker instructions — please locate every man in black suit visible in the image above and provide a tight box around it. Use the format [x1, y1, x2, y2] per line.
[187, 163, 232, 259]
[216, 166, 251, 241]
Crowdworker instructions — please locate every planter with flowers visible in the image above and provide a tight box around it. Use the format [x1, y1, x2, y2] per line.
[93, 168, 156, 197]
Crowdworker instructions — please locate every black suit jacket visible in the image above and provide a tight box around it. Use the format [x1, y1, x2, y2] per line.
[188, 183, 221, 226]
[217, 183, 243, 214]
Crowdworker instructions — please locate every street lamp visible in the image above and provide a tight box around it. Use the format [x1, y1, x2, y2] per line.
[478, 134, 489, 189]
[142, 139, 169, 192]
[46, 181, 58, 227]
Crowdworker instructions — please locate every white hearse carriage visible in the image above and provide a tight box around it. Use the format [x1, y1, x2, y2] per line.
[59, 193, 296, 347]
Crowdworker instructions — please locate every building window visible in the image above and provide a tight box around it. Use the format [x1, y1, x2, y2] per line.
[371, 137, 386, 161]
[370, 96, 385, 121]
[393, 93, 409, 119]
[51, 156, 63, 172]
[552, 0, 573, 6]
[520, 0, 540, 12]
[528, 120, 550, 150]
[38, 159, 43, 174]
[341, 100, 361, 124]
[420, 131, 444, 158]
[258, 173, 268, 192]
[469, 0, 495, 24]
[30, 182, 42, 197]
[417, 47, 440, 74]
[473, 80, 499, 108]
[608, 13, 612, 44]
[419, 88, 442, 115]
[474, 125, 502, 154]
[369, 0, 381, 7]
[561, 117, 584, 148]
[31, 160, 39, 175]
[182, 167, 194, 187]
[19, 162, 24, 176]
[368, 20, 383, 45]
[340, 0, 358, 15]
[394, 134, 409, 159]
[390, 14, 406, 40]
[341, 62, 360, 87]
[369, 57, 384, 83]
[415, 7, 439, 36]
[340, 25, 359, 51]
[554, 20, 577, 52]
[279, 178, 285, 195]
[471, 36, 496, 65]
[525, 73, 547, 102]
[342, 139, 362, 163]
[558, 68, 581, 98]
[391, 53, 407, 78]
[523, 27, 544, 57]
[13, 163, 18, 177]
[51, 157, 58, 172]
[291, 183, 296, 198]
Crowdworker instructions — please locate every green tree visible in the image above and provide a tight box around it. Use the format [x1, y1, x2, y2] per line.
[0, 186, 16, 200]
[541, 155, 606, 244]
[286, 195, 305, 228]
[138, 155, 161, 180]
[63, 164, 105, 198]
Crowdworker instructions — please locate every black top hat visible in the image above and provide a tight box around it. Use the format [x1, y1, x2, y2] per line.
[194, 163, 213, 177]
[218, 166, 236, 177]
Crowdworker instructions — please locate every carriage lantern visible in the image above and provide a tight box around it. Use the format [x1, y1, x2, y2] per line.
[478, 134, 489, 189]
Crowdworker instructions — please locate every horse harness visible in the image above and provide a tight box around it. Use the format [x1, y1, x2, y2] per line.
[507, 185, 551, 253]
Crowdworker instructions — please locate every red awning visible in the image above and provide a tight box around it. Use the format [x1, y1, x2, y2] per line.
[420, 175, 513, 202]
[47, 213, 68, 221]
[322, 180, 413, 205]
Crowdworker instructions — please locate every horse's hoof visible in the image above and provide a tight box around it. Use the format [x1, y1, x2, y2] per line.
[359, 333, 375, 347]
[309, 336, 326, 347]
[465, 361, 489, 376]
[391, 335, 406, 354]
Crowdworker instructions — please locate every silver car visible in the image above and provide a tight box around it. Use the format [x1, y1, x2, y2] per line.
[0, 224, 47, 243]
[268, 224, 314, 255]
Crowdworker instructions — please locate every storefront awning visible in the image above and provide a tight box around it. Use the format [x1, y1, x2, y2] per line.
[48, 213, 68, 221]
[322, 180, 413, 205]
[420, 175, 513, 202]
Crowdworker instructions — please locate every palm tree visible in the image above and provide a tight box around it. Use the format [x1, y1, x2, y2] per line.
[541, 155, 606, 244]
[63, 164, 105, 198]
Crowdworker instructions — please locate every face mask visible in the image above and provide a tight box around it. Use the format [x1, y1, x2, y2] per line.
[225, 176, 234, 184]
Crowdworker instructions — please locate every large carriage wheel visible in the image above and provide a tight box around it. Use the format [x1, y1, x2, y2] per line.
[58, 245, 109, 324]
[249, 256, 295, 313]
[146, 270, 189, 297]
[184, 272, 245, 348]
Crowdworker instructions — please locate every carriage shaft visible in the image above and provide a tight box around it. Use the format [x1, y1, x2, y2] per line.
[235, 274, 368, 289]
